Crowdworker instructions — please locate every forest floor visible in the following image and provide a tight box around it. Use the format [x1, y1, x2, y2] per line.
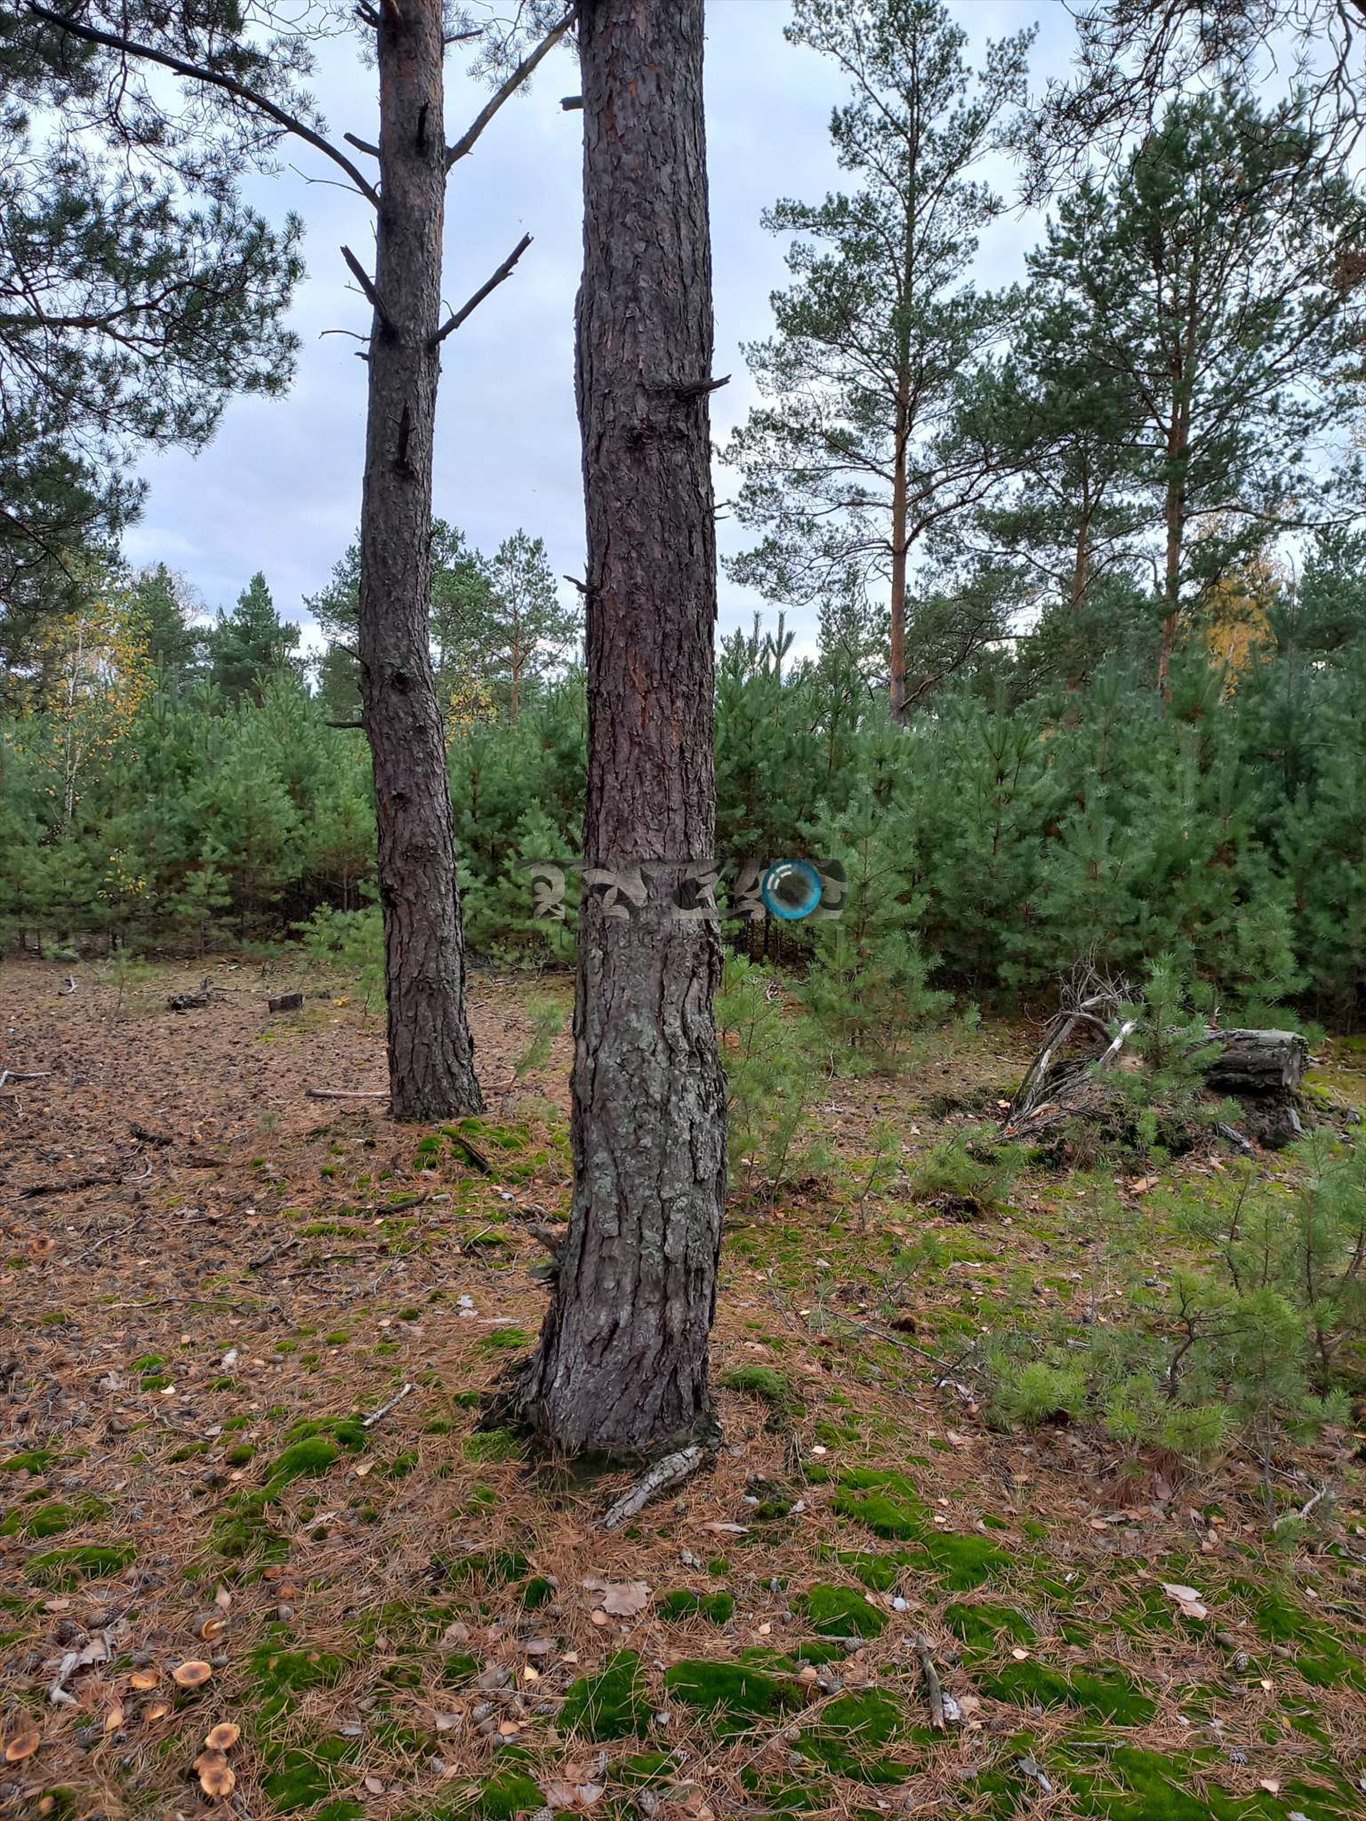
[1, 957, 1365, 1821]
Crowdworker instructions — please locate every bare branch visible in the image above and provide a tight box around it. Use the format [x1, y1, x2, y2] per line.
[27, 2, 381, 209]
[431, 232, 532, 345]
[340, 244, 392, 332]
[447, 6, 579, 168]
[344, 132, 380, 159]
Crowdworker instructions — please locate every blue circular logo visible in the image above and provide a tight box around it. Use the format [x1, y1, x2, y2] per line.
[761, 859, 825, 922]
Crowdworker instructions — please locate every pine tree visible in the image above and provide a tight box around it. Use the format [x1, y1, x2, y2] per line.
[130, 565, 205, 689]
[798, 780, 949, 1070]
[725, 0, 1033, 720]
[208, 574, 300, 707]
[1026, 91, 1366, 694]
[484, 531, 580, 721]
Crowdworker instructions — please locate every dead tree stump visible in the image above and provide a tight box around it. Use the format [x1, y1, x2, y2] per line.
[1205, 1029, 1309, 1147]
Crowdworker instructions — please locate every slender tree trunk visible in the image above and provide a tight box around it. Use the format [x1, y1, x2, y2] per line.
[358, 0, 482, 1120]
[1158, 467, 1184, 701]
[518, 0, 726, 1459]
[889, 392, 910, 725]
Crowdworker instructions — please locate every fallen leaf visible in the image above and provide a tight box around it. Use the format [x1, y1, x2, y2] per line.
[1258, 1779, 1280, 1795]
[1160, 1582, 1209, 1619]
[196, 1750, 236, 1798]
[541, 1783, 578, 1809]
[1011, 1648, 1031, 1660]
[172, 1661, 214, 1689]
[3, 1720, 41, 1763]
[698, 1522, 749, 1535]
[582, 1577, 651, 1618]
[363, 1775, 385, 1795]
[104, 1706, 125, 1733]
[204, 1723, 240, 1751]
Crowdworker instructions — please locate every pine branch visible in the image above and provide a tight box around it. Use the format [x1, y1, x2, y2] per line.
[27, 3, 381, 210]
[446, 6, 579, 169]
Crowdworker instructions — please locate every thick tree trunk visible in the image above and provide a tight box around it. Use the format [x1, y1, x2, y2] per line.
[359, 0, 482, 1121]
[518, 0, 726, 1459]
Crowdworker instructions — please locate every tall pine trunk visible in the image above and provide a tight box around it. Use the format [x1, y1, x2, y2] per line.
[518, 0, 726, 1458]
[889, 391, 910, 725]
[359, 0, 482, 1120]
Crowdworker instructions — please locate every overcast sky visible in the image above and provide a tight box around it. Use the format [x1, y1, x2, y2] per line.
[122, 0, 1078, 652]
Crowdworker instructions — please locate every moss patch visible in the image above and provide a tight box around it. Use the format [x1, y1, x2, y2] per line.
[251, 1640, 349, 1701]
[658, 1588, 734, 1625]
[796, 1688, 912, 1784]
[561, 1650, 650, 1741]
[663, 1659, 801, 1738]
[980, 1659, 1155, 1725]
[437, 1548, 529, 1588]
[27, 1542, 135, 1584]
[909, 1531, 1007, 1591]
[0, 1496, 108, 1540]
[831, 1467, 927, 1540]
[801, 1583, 886, 1639]
[260, 1736, 360, 1814]
[944, 1602, 1036, 1655]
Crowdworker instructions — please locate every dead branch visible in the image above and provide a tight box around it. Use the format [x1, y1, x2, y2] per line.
[362, 1381, 413, 1429]
[306, 1087, 387, 1100]
[601, 1433, 717, 1530]
[431, 233, 533, 345]
[445, 1130, 492, 1173]
[912, 1635, 946, 1730]
[340, 245, 392, 333]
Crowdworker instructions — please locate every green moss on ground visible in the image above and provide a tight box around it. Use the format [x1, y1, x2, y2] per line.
[0, 1497, 108, 1539]
[658, 1589, 735, 1624]
[801, 1584, 886, 1639]
[560, 1650, 650, 1740]
[260, 1737, 360, 1814]
[831, 1468, 926, 1539]
[437, 1549, 529, 1588]
[27, 1542, 135, 1584]
[796, 1689, 912, 1784]
[980, 1659, 1156, 1725]
[2, 1450, 55, 1474]
[944, 1602, 1036, 1655]
[462, 1429, 523, 1463]
[251, 1640, 349, 1701]
[663, 1659, 801, 1738]
[910, 1531, 1007, 1590]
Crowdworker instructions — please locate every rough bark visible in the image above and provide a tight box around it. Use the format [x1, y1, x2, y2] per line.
[1204, 1029, 1309, 1096]
[518, 0, 726, 1459]
[358, 0, 482, 1121]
